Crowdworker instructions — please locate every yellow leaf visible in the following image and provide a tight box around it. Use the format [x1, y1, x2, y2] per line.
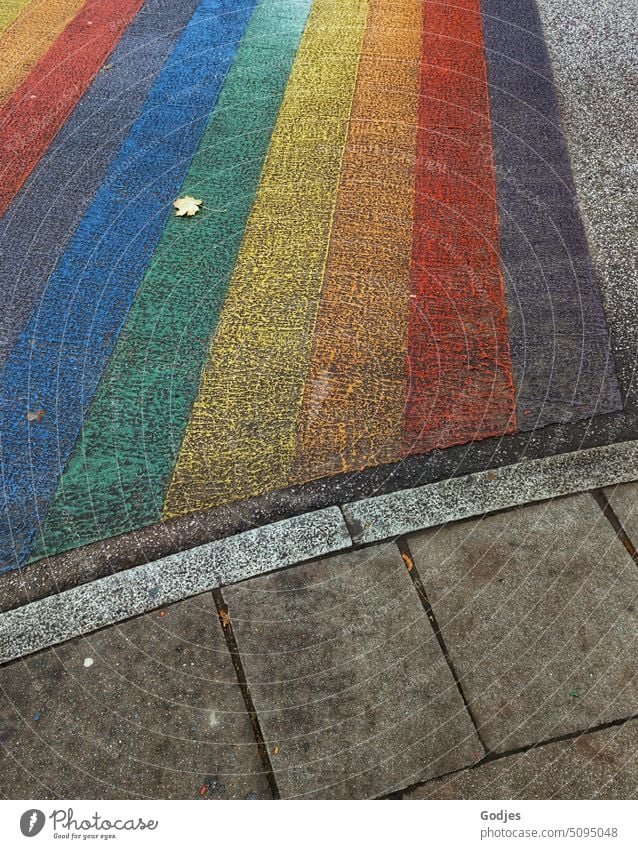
[400, 551, 414, 572]
[173, 195, 203, 217]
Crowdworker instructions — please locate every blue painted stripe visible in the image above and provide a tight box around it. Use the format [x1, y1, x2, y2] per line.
[0, 0, 205, 371]
[0, 0, 259, 571]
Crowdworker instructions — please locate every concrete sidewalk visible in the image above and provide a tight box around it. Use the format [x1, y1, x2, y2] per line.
[2, 483, 638, 799]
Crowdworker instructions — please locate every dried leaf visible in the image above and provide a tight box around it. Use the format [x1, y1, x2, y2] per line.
[173, 195, 203, 217]
[400, 551, 414, 572]
[219, 608, 230, 629]
[272, 745, 279, 755]
[27, 409, 44, 423]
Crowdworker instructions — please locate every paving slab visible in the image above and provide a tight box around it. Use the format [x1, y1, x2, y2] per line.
[223, 545, 482, 799]
[406, 719, 638, 799]
[604, 482, 638, 548]
[0, 595, 270, 799]
[408, 493, 638, 753]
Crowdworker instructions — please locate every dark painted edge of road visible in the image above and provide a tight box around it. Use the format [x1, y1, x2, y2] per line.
[1, 401, 633, 614]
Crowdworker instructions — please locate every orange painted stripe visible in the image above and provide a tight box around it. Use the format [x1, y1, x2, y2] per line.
[290, 0, 423, 482]
[403, 0, 516, 456]
[0, 0, 87, 104]
[0, 0, 145, 217]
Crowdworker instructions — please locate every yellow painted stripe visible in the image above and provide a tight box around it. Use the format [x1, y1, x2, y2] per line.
[164, 0, 369, 518]
[0, 0, 32, 34]
[290, 0, 423, 482]
[0, 0, 88, 104]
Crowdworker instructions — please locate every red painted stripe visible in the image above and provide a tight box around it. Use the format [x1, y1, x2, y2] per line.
[0, 0, 145, 217]
[403, 0, 516, 456]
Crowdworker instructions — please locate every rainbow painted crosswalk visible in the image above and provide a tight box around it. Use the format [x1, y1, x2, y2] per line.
[0, 0, 621, 571]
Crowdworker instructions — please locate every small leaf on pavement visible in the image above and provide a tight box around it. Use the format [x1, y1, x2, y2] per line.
[400, 551, 414, 572]
[173, 195, 203, 217]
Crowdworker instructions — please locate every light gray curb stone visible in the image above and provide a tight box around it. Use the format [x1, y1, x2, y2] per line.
[0, 507, 351, 664]
[343, 441, 638, 544]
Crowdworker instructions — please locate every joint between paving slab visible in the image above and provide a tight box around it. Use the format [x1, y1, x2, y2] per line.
[474, 711, 638, 769]
[339, 502, 366, 546]
[395, 536, 489, 756]
[377, 761, 470, 800]
[592, 488, 638, 563]
[212, 589, 281, 800]
[382, 711, 638, 800]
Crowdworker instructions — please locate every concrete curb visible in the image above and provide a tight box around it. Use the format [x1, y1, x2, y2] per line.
[0, 507, 351, 664]
[344, 440, 638, 544]
[2, 441, 638, 664]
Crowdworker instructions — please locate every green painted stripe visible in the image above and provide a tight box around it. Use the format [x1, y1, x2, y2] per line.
[34, 0, 313, 559]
